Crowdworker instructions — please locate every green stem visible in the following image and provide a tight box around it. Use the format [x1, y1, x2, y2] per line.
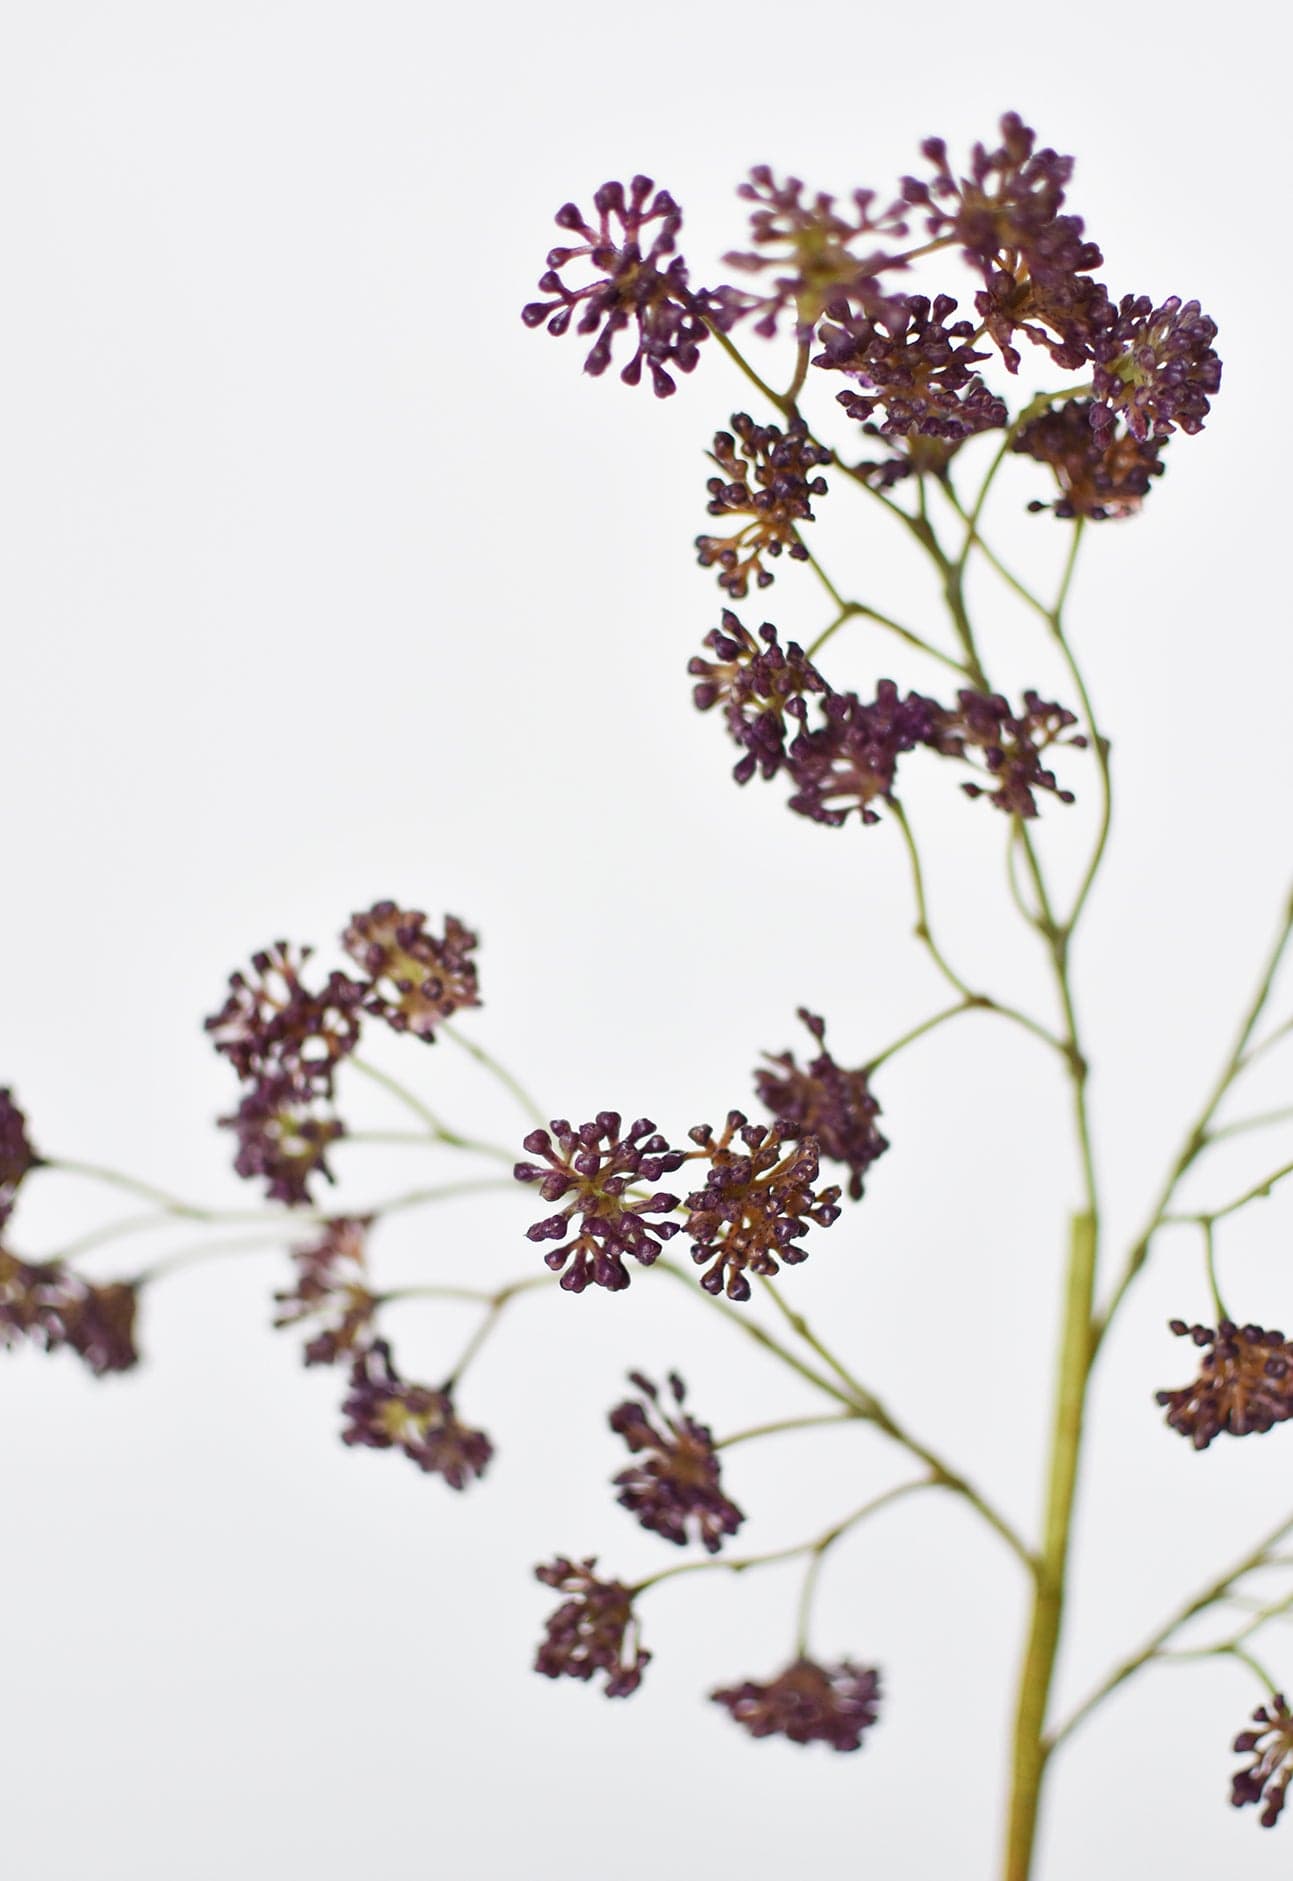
[1208, 1105, 1293, 1143]
[135, 1232, 290, 1286]
[1166, 1159, 1293, 1228]
[348, 1055, 515, 1164]
[1048, 1506, 1293, 1749]
[1202, 1219, 1228, 1323]
[441, 1022, 547, 1127]
[716, 1412, 859, 1449]
[863, 998, 977, 1074]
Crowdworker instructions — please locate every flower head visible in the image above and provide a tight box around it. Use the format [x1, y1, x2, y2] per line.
[521, 176, 709, 396]
[0, 1089, 40, 1230]
[784, 681, 943, 827]
[1013, 399, 1166, 520]
[204, 942, 365, 1091]
[696, 415, 831, 599]
[341, 1339, 492, 1487]
[342, 902, 480, 1042]
[534, 1556, 649, 1696]
[901, 113, 1108, 372]
[684, 1111, 841, 1301]
[515, 1113, 683, 1293]
[755, 1010, 888, 1201]
[0, 1250, 140, 1375]
[719, 166, 909, 339]
[219, 1071, 344, 1207]
[936, 688, 1087, 818]
[712, 1656, 882, 1750]
[1093, 294, 1221, 441]
[609, 1371, 744, 1553]
[689, 613, 828, 786]
[1156, 1319, 1293, 1449]
[274, 1217, 377, 1366]
[814, 293, 1007, 440]
[1233, 1693, 1293, 1826]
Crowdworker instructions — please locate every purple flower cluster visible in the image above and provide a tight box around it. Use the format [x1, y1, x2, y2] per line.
[711, 1656, 882, 1750]
[1, 1250, 139, 1375]
[273, 1217, 377, 1367]
[696, 414, 831, 598]
[684, 1111, 842, 1301]
[1156, 1319, 1293, 1449]
[533, 1557, 649, 1696]
[209, 902, 480, 1204]
[756, 1010, 888, 1201]
[1233, 1694, 1293, 1827]
[1093, 295, 1221, 441]
[0, 1089, 40, 1230]
[521, 176, 709, 396]
[814, 293, 1007, 440]
[692, 619, 1085, 827]
[341, 1339, 492, 1489]
[609, 1371, 744, 1553]
[1013, 399, 1166, 521]
[514, 1113, 684, 1293]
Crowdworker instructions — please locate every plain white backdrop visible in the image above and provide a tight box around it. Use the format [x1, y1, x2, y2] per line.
[2, 4, 1290, 1876]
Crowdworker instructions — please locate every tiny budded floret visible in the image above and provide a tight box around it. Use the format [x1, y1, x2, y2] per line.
[342, 902, 480, 1042]
[515, 1113, 684, 1293]
[712, 1656, 882, 1750]
[534, 1556, 649, 1696]
[204, 942, 364, 1088]
[274, 1217, 377, 1367]
[609, 1370, 744, 1553]
[696, 414, 831, 599]
[814, 292, 1007, 440]
[1233, 1693, 1293, 1827]
[684, 1111, 842, 1301]
[522, 176, 709, 397]
[689, 612, 828, 786]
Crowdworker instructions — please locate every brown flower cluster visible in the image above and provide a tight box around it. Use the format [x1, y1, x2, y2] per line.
[515, 1113, 684, 1293]
[684, 1111, 842, 1301]
[1156, 1319, 1293, 1449]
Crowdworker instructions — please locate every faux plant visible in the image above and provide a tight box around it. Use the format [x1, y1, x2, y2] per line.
[6, 111, 1289, 1876]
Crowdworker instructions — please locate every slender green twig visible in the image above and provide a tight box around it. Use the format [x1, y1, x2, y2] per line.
[863, 998, 977, 1074]
[1163, 1159, 1293, 1228]
[1207, 1105, 1293, 1144]
[1202, 1218, 1228, 1323]
[349, 1055, 515, 1163]
[441, 1023, 547, 1127]
[134, 1232, 291, 1286]
[716, 1412, 859, 1450]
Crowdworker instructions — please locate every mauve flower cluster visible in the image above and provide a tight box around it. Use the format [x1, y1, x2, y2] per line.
[273, 1216, 378, 1367]
[208, 902, 479, 1204]
[696, 413, 831, 598]
[756, 1010, 888, 1201]
[712, 1657, 883, 1751]
[0, 1087, 40, 1230]
[692, 614, 1085, 825]
[1156, 1319, 1293, 1449]
[525, 114, 1219, 510]
[533, 1557, 649, 1696]
[1, 1248, 139, 1375]
[609, 1371, 744, 1553]
[521, 177, 710, 397]
[1014, 400, 1166, 521]
[515, 1113, 685, 1293]
[1233, 1694, 1293, 1827]
[341, 1339, 492, 1489]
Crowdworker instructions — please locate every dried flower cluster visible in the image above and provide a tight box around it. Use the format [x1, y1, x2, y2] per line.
[609, 1371, 743, 1553]
[208, 902, 479, 1204]
[711, 1657, 883, 1751]
[341, 1339, 492, 1489]
[1156, 1320, 1293, 1449]
[273, 1217, 378, 1367]
[0, 1088, 40, 1229]
[1233, 1694, 1293, 1827]
[0, 1248, 139, 1375]
[514, 1113, 684, 1293]
[696, 413, 831, 597]
[533, 1557, 649, 1696]
[684, 1111, 842, 1301]
[692, 614, 1084, 825]
[756, 1010, 888, 1200]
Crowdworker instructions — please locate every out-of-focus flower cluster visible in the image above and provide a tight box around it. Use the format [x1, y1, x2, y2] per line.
[207, 903, 479, 1205]
[1233, 1694, 1293, 1827]
[1156, 1319, 1293, 1449]
[341, 1338, 492, 1489]
[756, 1010, 888, 1201]
[609, 1370, 743, 1552]
[0, 1088, 40, 1230]
[712, 1657, 882, 1751]
[534, 1557, 649, 1696]
[691, 613, 1086, 826]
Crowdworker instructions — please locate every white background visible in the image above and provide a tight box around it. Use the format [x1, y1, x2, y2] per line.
[1, 5, 1290, 1877]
